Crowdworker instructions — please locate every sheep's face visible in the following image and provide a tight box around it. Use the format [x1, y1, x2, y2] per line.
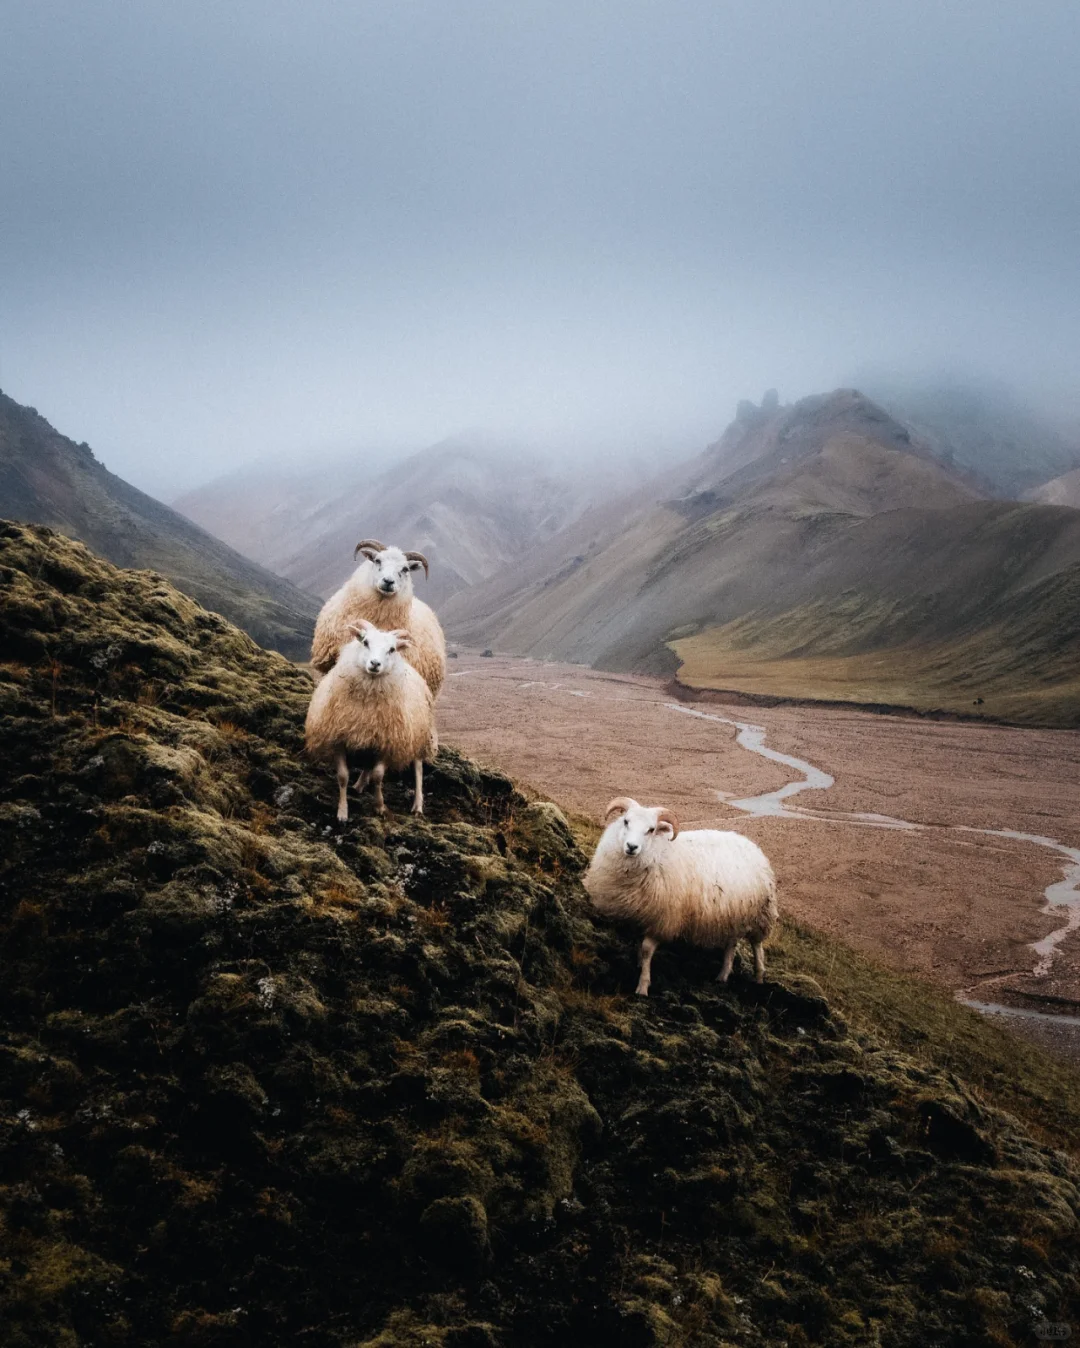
[604, 799, 678, 862]
[345, 621, 412, 678]
[359, 546, 422, 599]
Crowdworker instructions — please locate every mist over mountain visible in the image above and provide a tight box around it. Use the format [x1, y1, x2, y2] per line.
[444, 388, 1080, 724]
[176, 438, 597, 605]
[6, 4, 1080, 490]
[1026, 466, 1080, 510]
[0, 392, 318, 658]
[855, 377, 1080, 496]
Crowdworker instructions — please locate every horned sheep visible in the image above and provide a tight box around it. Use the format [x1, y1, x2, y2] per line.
[583, 797, 778, 996]
[311, 540, 446, 696]
[304, 620, 437, 821]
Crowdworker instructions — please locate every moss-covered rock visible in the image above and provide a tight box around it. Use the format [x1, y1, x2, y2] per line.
[0, 520, 1078, 1347]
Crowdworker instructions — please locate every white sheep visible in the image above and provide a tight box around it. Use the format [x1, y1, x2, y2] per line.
[304, 619, 438, 821]
[583, 797, 778, 996]
[311, 540, 446, 696]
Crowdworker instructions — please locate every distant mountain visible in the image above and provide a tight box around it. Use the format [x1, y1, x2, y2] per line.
[855, 378, 1080, 497]
[172, 461, 348, 585]
[1025, 466, 1080, 509]
[177, 438, 589, 605]
[679, 387, 982, 508]
[0, 391, 318, 657]
[445, 389, 1080, 725]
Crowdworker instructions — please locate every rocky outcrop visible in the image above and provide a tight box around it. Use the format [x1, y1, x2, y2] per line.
[1, 521, 1078, 1346]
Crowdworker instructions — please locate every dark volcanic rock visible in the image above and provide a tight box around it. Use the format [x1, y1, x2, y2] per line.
[0, 519, 1078, 1347]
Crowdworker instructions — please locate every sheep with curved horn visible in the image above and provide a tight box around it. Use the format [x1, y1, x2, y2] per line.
[311, 541, 446, 695]
[305, 619, 437, 821]
[583, 797, 778, 995]
[354, 539, 388, 560]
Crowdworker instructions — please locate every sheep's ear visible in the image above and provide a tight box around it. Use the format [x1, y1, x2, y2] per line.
[404, 551, 430, 578]
[655, 809, 680, 839]
[354, 539, 386, 561]
[348, 620, 374, 638]
[604, 797, 637, 823]
[392, 629, 413, 648]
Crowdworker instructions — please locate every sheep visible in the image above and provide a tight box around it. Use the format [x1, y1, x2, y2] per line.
[311, 540, 446, 696]
[582, 797, 778, 996]
[304, 619, 437, 821]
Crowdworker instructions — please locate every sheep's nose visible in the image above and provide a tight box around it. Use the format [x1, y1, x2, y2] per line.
[624, 842, 640, 856]
[367, 660, 382, 673]
[380, 579, 395, 591]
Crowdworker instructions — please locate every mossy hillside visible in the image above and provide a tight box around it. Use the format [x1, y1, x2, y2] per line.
[1, 520, 1078, 1348]
[561, 815, 1080, 1155]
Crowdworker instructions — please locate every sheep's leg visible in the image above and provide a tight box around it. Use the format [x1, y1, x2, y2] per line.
[752, 939, 765, 983]
[717, 940, 737, 983]
[352, 768, 371, 793]
[635, 935, 659, 997]
[411, 759, 424, 815]
[335, 752, 350, 823]
[371, 763, 387, 815]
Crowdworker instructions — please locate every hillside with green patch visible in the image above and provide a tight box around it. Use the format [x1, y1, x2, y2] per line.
[2, 520, 1079, 1347]
[446, 392, 1080, 725]
[670, 503, 1080, 725]
[0, 392, 318, 657]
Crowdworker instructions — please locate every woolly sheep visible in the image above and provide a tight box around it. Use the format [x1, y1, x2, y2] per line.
[583, 797, 778, 996]
[304, 619, 437, 821]
[311, 540, 446, 696]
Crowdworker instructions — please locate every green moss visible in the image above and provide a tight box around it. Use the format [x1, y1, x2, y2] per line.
[0, 519, 1078, 1347]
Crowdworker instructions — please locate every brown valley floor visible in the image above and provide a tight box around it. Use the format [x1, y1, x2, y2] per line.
[440, 654, 1080, 1062]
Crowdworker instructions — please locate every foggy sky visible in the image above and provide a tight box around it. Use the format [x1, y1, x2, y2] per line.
[3, 1, 1079, 496]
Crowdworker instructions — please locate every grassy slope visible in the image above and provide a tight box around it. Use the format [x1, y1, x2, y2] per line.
[2, 521, 1079, 1347]
[670, 547, 1080, 726]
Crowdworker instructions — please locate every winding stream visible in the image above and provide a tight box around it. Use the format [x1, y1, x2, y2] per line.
[664, 703, 1080, 1021]
[459, 664, 1080, 1023]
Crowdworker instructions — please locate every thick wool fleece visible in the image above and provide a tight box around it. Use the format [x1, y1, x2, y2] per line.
[311, 582, 446, 695]
[304, 654, 438, 772]
[584, 829, 777, 947]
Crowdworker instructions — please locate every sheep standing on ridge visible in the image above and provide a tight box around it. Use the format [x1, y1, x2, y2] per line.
[311, 540, 446, 696]
[310, 539, 444, 695]
[305, 620, 437, 821]
[583, 797, 778, 996]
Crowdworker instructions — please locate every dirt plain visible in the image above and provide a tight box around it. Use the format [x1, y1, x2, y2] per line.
[440, 653, 1080, 1062]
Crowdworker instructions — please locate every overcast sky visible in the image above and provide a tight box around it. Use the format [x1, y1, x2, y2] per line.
[3, 1, 1079, 495]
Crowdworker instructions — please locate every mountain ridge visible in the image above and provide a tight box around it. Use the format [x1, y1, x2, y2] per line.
[176, 437, 591, 606]
[444, 389, 1080, 722]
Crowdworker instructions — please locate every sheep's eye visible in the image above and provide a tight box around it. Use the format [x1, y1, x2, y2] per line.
[647, 827, 655, 834]
[360, 638, 368, 646]
[400, 567, 408, 576]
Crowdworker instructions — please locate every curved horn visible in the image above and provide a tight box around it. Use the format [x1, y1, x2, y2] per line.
[404, 550, 430, 579]
[354, 539, 387, 559]
[604, 796, 637, 823]
[655, 808, 680, 839]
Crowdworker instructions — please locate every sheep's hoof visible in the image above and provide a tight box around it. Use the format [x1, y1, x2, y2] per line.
[635, 985, 650, 997]
[411, 805, 424, 816]
[336, 810, 348, 824]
